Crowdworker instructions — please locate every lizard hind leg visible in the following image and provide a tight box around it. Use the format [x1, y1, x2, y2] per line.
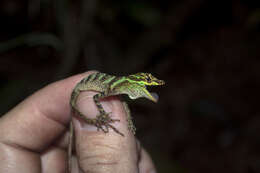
[122, 102, 136, 135]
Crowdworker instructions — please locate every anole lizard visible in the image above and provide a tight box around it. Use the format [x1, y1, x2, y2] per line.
[68, 72, 164, 172]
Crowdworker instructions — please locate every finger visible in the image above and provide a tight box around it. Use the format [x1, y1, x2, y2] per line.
[72, 91, 139, 173]
[41, 147, 67, 173]
[0, 71, 95, 151]
[139, 147, 157, 173]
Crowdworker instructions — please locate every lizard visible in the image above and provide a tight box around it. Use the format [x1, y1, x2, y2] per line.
[68, 72, 165, 172]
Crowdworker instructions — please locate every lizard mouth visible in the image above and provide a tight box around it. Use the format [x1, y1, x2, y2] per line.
[144, 86, 159, 102]
[144, 85, 161, 102]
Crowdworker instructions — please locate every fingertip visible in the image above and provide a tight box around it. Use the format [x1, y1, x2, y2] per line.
[139, 147, 157, 173]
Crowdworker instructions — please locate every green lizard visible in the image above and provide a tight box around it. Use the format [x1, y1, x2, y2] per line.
[68, 72, 164, 172]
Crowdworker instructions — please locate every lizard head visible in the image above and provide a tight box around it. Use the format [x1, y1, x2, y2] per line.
[128, 73, 165, 86]
[126, 73, 165, 102]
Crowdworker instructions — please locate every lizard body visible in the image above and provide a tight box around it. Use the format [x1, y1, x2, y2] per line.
[68, 72, 164, 172]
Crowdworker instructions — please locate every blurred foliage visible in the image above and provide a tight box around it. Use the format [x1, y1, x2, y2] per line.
[0, 33, 63, 53]
[123, 2, 162, 27]
[247, 8, 260, 28]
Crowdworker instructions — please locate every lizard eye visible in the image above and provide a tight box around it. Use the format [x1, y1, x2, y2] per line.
[146, 76, 151, 83]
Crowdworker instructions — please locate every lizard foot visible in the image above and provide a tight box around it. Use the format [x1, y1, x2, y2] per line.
[94, 113, 124, 136]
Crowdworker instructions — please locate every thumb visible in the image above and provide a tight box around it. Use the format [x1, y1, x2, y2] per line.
[72, 90, 139, 173]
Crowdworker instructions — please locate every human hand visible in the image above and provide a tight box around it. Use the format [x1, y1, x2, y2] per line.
[0, 71, 157, 173]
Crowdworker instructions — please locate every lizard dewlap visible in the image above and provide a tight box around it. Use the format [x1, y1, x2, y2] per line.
[151, 92, 159, 102]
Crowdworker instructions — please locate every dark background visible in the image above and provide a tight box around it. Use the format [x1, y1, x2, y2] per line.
[0, 0, 260, 172]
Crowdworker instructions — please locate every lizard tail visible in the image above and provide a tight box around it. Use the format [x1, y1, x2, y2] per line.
[67, 90, 79, 173]
[70, 90, 80, 110]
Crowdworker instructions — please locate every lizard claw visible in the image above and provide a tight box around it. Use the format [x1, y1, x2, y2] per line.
[94, 112, 124, 136]
[94, 113, 124, 136]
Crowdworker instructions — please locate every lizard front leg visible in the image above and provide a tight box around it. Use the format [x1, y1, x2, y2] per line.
[122, 102, 136, 135]
[93, 92, 124, 136]
[70, 90, 124, 136]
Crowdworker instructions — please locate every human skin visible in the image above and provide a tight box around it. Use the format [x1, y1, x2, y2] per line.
[0, 71, 156, 173]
